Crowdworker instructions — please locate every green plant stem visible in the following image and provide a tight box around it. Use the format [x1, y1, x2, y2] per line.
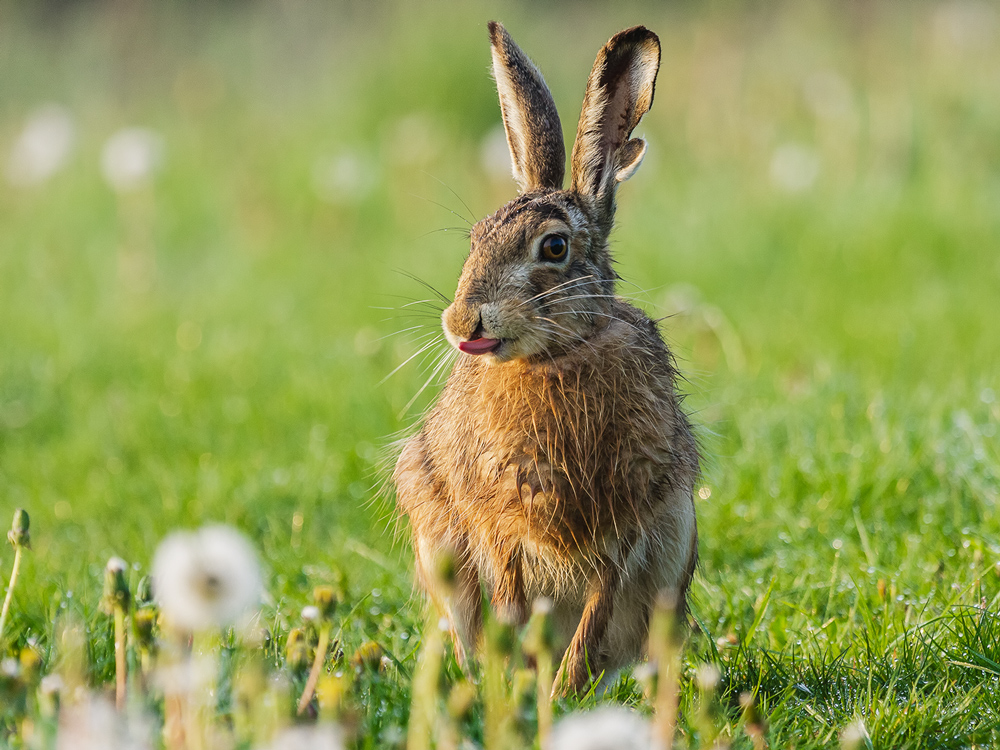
[297, 625, 331, 715]
[114, 606, 127, 710]
[407, 613, 443, 750]
[651, 602, 679, 750]
[536, 650, 553, 749]
[0, 546, 24, 643]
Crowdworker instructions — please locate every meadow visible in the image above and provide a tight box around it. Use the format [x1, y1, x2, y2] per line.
[1, 0, 999, 747]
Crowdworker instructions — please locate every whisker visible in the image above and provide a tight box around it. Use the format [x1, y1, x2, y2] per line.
[526, 275, 599, 303]
[394, 269, 453, 305]
[378, 338, 442, 385]
[377, 324, 432, 342]
[398, 343, 457, 419]
[536, 317, 601, 357]
[420, 170, 478, 225]
[419, 226, 472, 239]
[406, 193, 472, 227]
[545, 309, 647, 335]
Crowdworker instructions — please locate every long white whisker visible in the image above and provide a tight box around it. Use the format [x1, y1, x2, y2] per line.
[399, 344, 457, 418]
[379, 338, 442, 385]
[527, 275, 599, 303]
[546, 309, 647, 335]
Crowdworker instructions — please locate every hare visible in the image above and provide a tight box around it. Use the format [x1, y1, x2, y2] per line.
[394, 22, 699, 694]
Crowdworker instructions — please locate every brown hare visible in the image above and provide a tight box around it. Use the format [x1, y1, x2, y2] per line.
[394, 21, 699, 694]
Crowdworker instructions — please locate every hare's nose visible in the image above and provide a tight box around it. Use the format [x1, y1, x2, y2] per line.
[443, 301, 482, 341]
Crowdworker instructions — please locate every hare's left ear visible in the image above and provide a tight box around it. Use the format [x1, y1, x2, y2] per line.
[488, 22, 566, 192]
[570, 27, 660, 202]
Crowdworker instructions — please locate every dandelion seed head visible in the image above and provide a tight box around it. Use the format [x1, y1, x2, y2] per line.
[6, 104, 75, 186]
[152, 525, 262, 633]
[549, 707, 652, 750]
[100, 127, 164, 192]
[769, 142, 820, 193]
[260, 723, 346, 750]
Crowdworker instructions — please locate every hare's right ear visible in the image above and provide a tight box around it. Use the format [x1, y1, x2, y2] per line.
[570, 27, 660, 211]
[488, 22, 566, 192]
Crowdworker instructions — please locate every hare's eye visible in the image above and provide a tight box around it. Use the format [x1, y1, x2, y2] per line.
[539, 235, 568, 263]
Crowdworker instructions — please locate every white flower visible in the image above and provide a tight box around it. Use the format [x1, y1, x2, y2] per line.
[301, 605, 320, 624]
[152, 525, 262, 632]
[311, 150, 377, 204]
[56, 692, 154, 750]
[6, 104, 75, 186]
[769, 143, 820, 193]
[840, 719, 870, 750]
[257, 724, 345, 750]
[100, 127, 164, 192]
[480, 124, 513, 182]
[549, 706, 652, 750]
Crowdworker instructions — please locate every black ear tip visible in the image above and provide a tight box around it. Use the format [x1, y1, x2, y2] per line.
[488, 20, 505, 44]
[613, 25, 660, 50]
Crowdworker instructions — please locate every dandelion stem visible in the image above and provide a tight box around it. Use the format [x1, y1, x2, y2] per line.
[0, 546, 23, 643]
[651, 594, 680, 750]
[114, 606, 127, 710]
[536, 649, 553, 748]
[407, 611, 444, 750]
[297, 625, 331, 715]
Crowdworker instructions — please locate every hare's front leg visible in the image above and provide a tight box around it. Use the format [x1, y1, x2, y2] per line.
[396, 434, 482, 664]
[552, 563, 620, 696]
[413, 531, 482, 666]
[490, 542, 527, 627]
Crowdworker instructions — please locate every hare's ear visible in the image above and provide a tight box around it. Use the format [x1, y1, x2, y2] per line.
[488, 21, 566, 192]
[570, 27, 660, 201]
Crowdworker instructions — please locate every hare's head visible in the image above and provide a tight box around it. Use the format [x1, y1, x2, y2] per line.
[442, 22, 660, 363]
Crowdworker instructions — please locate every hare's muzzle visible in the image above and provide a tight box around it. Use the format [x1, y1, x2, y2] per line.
[458, 337, 500, 355]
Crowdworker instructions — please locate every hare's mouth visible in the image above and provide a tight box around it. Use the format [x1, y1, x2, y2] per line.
[458, 337, 501, 355]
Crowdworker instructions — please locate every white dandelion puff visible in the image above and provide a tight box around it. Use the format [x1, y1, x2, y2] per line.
[769, 142, 820, 193]
[840, 719, 870, 750]
[480, 124, 513, 183]
[152, 525, 262, 632]
[6, 104, 75, 186]
[549, 706, 652, 750]
[257, 723, 346, 750]
[56, 692, 155, 750]
[100, 127, 164, 192]
[311, 150, 378, 204]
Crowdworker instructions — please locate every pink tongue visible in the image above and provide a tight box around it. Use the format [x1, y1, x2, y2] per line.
[459, 337, 501, 355]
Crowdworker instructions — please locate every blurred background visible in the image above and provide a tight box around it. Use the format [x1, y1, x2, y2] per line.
[0, 0, 998, 606]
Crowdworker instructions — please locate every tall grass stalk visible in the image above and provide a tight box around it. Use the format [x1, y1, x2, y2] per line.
[650, 593, 680, 750]
[524, 598, 555, 747]
[0, 509, 30, 643]
[407, 611, 444, 750]
[297, 623, 332, 715]
[484, 620, 517, 750]
[0, 545, 24, 643]
[114, 606, 127, 709]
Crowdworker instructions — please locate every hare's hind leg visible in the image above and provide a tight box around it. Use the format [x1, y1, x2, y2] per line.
[413, 531, 482, 666]
[552, 561, 620, 696]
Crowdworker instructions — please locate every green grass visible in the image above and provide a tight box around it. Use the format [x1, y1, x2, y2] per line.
[1, 0, 999, 747]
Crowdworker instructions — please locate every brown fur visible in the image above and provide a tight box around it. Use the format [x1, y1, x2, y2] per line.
[394, 23, 699, 695]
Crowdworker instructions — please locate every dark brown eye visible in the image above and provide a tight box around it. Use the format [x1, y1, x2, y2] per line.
[540, 235, 568, 262]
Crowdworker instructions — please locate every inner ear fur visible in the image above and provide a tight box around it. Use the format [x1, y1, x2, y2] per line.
[488, 21, 566, 193]
[570, 26, 661, 199]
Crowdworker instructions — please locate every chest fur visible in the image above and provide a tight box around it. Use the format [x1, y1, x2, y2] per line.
[427, 358, 674, 550]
